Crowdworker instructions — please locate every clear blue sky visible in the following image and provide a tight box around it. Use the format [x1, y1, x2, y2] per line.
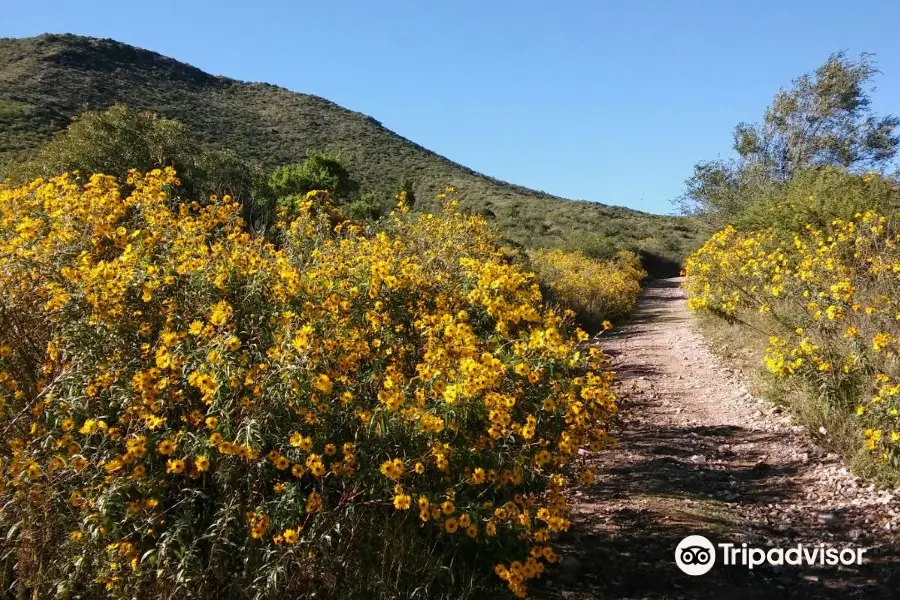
[4, 0, 900, 215]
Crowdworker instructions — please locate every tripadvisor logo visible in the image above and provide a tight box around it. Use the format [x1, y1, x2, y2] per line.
[675, 535, 867, 576]
[675, 535, 716, 575]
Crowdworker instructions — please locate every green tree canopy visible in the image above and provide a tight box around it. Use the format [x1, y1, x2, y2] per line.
[8, 105, 198, 183]
[734, 52, 900, 180]
[268, 152, 358, 201]
[679, 53, 900, 225]
[5, 105, 262, 208]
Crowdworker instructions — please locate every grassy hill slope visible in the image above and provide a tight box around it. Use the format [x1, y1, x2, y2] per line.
[0, 33, 703, 267]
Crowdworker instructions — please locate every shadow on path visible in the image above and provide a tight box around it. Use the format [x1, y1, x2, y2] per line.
[538, 278, 900, 600]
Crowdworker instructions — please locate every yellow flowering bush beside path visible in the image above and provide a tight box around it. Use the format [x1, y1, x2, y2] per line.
[684, 212, 900, 472]
[0, 170, 618, 599]
[528, 248, 646, 329]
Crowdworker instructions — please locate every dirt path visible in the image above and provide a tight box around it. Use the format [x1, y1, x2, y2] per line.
[544, 278, 900, 599]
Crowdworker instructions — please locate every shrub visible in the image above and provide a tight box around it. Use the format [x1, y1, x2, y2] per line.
[344, 191, 389, 221]
[5, 105, 199, 185]
[684, 211, 900, 473]
[268, 152, 357, 201]
[734, 167, 900, 232]
[554, 233, 619, 261]
[528, 248, 646, 330]
[3, 105, 267, 210]
[0, 173, 617, 599]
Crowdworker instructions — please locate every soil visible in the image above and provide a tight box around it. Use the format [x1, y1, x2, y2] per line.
[542, 278, 900, 599]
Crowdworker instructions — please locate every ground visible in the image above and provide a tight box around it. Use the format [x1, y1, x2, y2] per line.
[540, 278, 900, 599]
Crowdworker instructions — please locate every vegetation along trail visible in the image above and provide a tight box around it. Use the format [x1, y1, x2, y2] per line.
[546, 279, 900, 599]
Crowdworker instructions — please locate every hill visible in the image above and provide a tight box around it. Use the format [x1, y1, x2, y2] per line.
[0, 33, 703, 268]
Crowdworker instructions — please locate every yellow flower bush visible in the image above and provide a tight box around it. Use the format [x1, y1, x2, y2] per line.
[0, 171, 618, 599]
[528, 248, 646, 328]
[685, 213, 900, 469]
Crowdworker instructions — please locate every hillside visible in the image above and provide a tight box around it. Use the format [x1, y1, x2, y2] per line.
[0, 33, 703, 267]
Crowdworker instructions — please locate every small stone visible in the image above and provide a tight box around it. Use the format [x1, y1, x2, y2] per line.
[818, 512, 838, 525]
[558, 556, 582, 583]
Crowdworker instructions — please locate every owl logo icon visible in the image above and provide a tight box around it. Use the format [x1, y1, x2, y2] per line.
[675, 535, 716, 575]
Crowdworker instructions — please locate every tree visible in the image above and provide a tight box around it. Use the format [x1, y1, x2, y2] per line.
[735, 52, 899, 180]
[6, 105, 263, 208]
[676, 160, 743, 220]
[9, 105, 200, 185]
[680, 52, 900, 223]
[268, 152, 358, 201]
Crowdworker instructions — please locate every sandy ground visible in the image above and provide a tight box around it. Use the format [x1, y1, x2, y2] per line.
[542, 279, 900, 599]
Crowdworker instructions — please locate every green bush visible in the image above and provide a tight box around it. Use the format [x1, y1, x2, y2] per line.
[3, 105, 266, 208]
[269, 152, 357, 201]
[7, 105, 197, 185]
[735, 167, 900, 231]
[344, 192, 389, 221]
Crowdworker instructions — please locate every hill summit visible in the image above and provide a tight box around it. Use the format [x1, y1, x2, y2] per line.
[0, 33, 700, 267]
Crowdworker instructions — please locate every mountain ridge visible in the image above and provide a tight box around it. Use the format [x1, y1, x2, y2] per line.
[0, 33, 702, 265]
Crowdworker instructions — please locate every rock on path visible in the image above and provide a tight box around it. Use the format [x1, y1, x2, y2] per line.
[542, 278, 900, 600]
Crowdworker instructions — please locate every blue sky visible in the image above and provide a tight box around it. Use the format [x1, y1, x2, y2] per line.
[3, 0, 900, 215]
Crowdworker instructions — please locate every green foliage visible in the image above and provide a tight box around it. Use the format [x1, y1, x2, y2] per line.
[0, 99, 29, 119]
[4, 104, 266, 210]
[344, 192, 389, 221]
[734, 53, 899, 179]
[0, 34, 703, 265]
[268, 152, 357, 201]
[676, 159, 766, 227]
[554, 232, 619, 260]
[197, 148, 259, 199]
[681, 52, 900, 224]
[735, 167, 900, 231]
[6, 104, 200, 184]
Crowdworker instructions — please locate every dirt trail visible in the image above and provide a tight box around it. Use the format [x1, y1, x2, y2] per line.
[545, 278, 900, 599]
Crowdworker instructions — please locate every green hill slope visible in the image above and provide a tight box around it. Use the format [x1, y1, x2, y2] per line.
[0, 33, 703, 268]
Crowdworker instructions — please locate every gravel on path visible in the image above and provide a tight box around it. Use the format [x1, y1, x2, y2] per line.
[543, 278, 900, 600]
